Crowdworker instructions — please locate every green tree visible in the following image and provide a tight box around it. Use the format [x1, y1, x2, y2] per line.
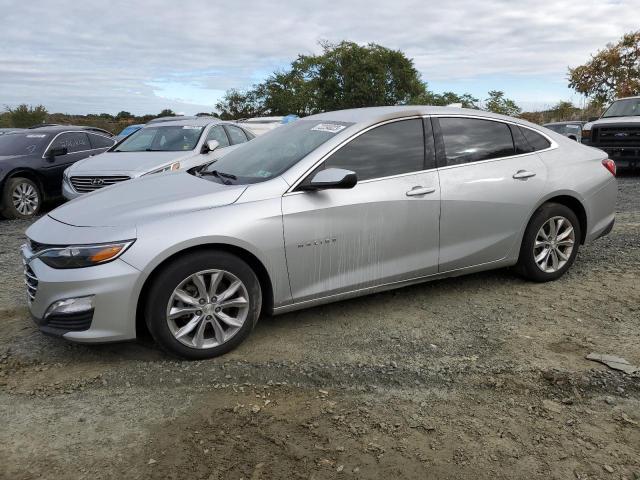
[216, 88, 266, 120]
[5, 104, 48, 127]
[158, 109, 176, 117]
[569, 31, 640, 104]
[484, 90, 521, 116]
[412, 84, 479, 108]
[115, 111, 133, 120]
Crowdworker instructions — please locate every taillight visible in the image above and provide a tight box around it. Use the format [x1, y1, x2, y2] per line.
[602, 159, 616, 176]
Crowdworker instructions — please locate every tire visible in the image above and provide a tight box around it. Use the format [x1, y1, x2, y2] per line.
[516, 202, 582, 282]
[145, 250, 262, 360]
[1, 177, 42, 219]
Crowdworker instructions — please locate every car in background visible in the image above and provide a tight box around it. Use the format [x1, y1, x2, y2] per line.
[62, 117, 255, 199]
[543, 121, 585, 142]
[22, 106, 616, 358]
[238, 115, 299, 136]
[146, 115, 215, 125]
[0, 126, 116, 219]
[115, 124, 143, 141]
[581, 96, 640, 169]
[0, 128, 25, 136]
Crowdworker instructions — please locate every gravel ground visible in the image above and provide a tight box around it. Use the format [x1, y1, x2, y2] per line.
[0, 176, 639, 480]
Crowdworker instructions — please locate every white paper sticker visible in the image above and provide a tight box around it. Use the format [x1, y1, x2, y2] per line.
[26, 134, 46, 138]
[182, 126, 201, 130]
[311, 123, 346, 133]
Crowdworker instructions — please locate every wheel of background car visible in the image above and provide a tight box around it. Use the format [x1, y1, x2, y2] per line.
[144, 250, 262, 359]
[516, 202, 581, 282]
[1, 177, 42, 219]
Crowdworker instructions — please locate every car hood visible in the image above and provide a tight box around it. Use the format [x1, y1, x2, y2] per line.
[70, 150, 194, 173]
[585, 116, 640, 130]
[49, 172, 247, 227]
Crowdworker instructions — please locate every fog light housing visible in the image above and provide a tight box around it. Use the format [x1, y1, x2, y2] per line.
[44, 295, 95, 319]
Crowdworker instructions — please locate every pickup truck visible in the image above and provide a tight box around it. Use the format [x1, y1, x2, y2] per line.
[581, 96, 640, 169]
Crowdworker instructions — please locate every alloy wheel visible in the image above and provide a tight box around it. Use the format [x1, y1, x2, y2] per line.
[12, 182, 39, 216]
[533, 216, 575, 273]
[166, 269, 250, 349]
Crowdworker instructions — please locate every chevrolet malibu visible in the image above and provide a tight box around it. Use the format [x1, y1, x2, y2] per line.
[22, 106, 617, 359]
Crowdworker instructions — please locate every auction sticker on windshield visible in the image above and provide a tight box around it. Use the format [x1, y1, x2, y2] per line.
[311, 123, 346, 133]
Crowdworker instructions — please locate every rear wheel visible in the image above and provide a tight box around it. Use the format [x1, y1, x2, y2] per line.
[1, 177, 42, 219]
[145, 251, 262, 359]
[516, 203, 581, 282]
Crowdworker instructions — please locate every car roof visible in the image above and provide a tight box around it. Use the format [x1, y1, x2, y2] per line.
[142, 117, 224, 128]
[543, 121, 585, 126]
[24, 125, 111, 134]
[305, 105, 544, 130]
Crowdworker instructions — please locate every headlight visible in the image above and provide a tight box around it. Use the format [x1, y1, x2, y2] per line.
[63, 168, 71, 182]
[144, 161, 181, 176]
[37, 240, 134, 269]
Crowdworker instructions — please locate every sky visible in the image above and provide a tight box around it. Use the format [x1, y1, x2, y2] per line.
[1, 0, 639, 115]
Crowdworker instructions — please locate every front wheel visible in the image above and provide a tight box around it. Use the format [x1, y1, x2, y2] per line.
[516, 203, 581, 282]
[145, 251, 262, 359]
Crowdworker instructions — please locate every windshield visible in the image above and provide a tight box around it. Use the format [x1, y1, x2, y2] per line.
[118, 125, 141, 137]
[114, 125, 204, 152]
[602, 98, 640, 118]
[201, 120, 353, 184]
[0, 133, 50, 156]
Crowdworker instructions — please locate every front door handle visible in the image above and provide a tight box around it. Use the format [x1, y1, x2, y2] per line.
[513, 170, 536, 180]
[406, 186, 436, 197]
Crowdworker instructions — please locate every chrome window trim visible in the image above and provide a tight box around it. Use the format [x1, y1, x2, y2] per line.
[41, 130, 114, 159]
[284, 114, 558, 195]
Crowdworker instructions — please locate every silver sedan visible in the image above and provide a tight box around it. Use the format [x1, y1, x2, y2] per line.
[22, 106, 617, 359]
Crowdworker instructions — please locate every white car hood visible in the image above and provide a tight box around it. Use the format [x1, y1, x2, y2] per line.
[584, 115, 640, 130]
[49, 171, 246, 227]
[70, 150, 194, 173]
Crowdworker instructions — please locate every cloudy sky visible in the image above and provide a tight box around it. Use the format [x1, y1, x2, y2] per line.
[1, 0, 639, 115]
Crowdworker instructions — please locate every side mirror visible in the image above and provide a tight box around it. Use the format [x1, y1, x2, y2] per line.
[47, 147, 68, 160]
[201, 140, 220, 154]
[588, 116, 599, 122]
[300, 168, 357, 191]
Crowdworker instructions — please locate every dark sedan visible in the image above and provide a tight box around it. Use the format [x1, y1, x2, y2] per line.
[0, 126, 116, 219]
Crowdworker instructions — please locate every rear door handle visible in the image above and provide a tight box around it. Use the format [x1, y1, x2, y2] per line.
[406, 186, 436, 196]
[513, 170, 536, 180]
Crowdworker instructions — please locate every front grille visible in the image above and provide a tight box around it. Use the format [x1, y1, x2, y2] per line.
[23, 261, 38, 303]
[70, 175, 130, 193]
[46, 310, 94, 332]
[592, 125, 640, 147]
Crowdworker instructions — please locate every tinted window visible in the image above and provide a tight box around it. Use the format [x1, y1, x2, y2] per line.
[202, 120, 353, 184]
[226, 125, 248, 145]
[509, 124, 533, 154]
[205, 126, 230, 147]
[51, 132, 90, 153]
[324, 119, 424, 181]
[439, 118, 514, 165]
[88, 133, 115, 149]
[520, 127, 551, 151]
[0, 133, 50, 156]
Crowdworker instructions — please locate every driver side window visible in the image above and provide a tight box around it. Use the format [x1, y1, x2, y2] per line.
[205, 126, 230, 148]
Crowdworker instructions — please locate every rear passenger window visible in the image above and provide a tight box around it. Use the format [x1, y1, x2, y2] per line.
[324, 119, 424, 181]
[439, 118, 515, 165]
[225, 125, 248, 145]
[509, 124, 533, 154]
[520, 127, 551, 151]
[88, 134, 115, 149]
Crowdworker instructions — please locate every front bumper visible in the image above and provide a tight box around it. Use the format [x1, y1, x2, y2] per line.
[22, 245, 142, 343]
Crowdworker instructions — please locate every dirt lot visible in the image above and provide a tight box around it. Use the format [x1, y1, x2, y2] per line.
[0, 176, 639, 480]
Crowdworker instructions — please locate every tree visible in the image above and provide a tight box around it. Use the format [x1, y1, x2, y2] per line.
[484, 90, 521, 116]
[158, 109, 176, 117]
[569, 31, 640, 104]
[4, 104, 48, 128]
[215, 88, 266, 120]
[115, 111, 133, 120]
[412, 85, 479, 108]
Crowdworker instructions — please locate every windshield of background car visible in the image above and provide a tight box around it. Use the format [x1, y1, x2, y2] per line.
[0, 133, 50, 156]
[114, 125, 204, 152]
[201, 120, 354, 184]
[602, 98, 640, 118]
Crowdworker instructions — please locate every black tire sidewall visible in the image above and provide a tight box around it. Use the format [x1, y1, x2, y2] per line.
[2, 177, 42, 219]
[145, 250, 262, 360]
[518, 203, 581, 282]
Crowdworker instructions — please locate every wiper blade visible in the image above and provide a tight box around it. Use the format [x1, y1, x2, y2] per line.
[200, 169, 237, 184]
